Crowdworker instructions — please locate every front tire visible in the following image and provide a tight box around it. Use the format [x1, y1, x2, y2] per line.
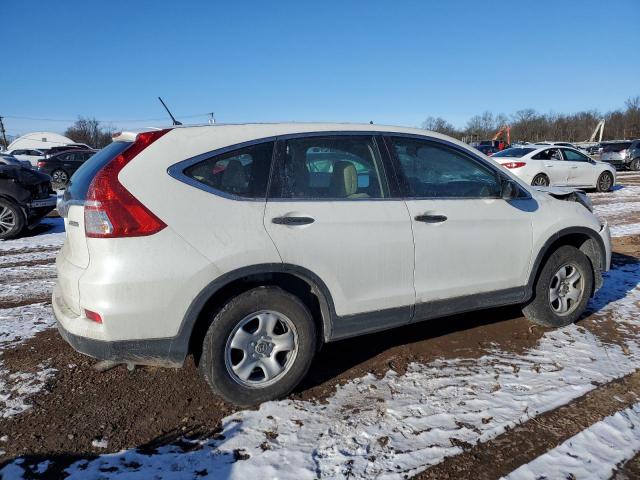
[531, 174, 549, 187]
[198, 286, 316, 406]
[596, 171, 614, 192]
[630, 158, 640, 171]
[523, 245, 593, 328]
[0, 198, 25, 240]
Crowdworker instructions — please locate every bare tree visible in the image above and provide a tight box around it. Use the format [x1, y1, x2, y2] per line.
[421, 116, 458, 136]
[64, 117, 116, 149]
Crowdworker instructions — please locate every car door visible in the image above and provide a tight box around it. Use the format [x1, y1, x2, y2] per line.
[386, 136, 534, 319]
[562, 148, 596, 187]
[531, 148, 569, 185]
[264, 134, 415, 335]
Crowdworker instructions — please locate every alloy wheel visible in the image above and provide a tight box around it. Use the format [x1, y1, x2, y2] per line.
[532, 175, 548, 186]
[52, 170, 68, 185]
[224, 310, 298, 388]
[0, 205, 16, 235]
[598, 173, 612, 191]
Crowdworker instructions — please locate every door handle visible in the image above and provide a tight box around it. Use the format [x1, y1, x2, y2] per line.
[570, 166, 578, 169]
[544, 163, 553, 167]
[414, 214, 447, 223]
[272, 216, 315, 226]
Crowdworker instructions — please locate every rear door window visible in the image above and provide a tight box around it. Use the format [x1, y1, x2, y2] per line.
[269, 135, 388, 199]
[532, 148, 563, 161]
[183, 142, 274, 198]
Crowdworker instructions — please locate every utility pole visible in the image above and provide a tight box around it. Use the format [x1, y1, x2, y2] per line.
[0, 116, 8, 150]
[208, 112, 216, 124]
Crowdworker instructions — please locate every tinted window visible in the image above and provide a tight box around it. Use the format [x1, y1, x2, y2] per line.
[391, 137, 501, 198]
[66, 141, 132, 201]
[562, 149, 590, 162]
[493, 147, 535, 158]
[184, 142, 274, 198]
[270, 136, 388, 199]
[532, 148, 563, 160]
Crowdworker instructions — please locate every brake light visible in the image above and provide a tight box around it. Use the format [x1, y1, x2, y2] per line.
[84, 309, 103, 324]
[84, 129, 170, 238]
[502, 162, 526, 169]
[37, 161, 46, 168]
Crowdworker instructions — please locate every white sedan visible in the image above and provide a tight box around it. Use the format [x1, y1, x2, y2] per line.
[492, 146, 616, 192]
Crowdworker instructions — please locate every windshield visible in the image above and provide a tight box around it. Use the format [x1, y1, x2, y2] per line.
[492, 147, 535, 158]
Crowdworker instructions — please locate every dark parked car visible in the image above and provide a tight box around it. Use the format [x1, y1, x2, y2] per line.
[0, 164, 57, 240]
[43, 144, 92, 158]
[37, 149, 96, 185]
[475, 144, 499, 156]
[1, 153, 32, 168]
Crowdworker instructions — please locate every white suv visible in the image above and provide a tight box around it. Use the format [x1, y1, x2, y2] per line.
[54, 124, 611, 406]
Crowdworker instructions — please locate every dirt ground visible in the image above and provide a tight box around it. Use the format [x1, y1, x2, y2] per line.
[1, 174, 639, 478]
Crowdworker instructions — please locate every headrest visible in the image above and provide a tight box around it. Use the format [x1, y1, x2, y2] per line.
[330, 161, 358, 197]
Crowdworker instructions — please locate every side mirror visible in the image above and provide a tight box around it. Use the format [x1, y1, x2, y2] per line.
[501, 179, 519, 200]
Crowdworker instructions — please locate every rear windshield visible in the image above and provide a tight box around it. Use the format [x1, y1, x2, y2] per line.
[602, 142, 631, 152]
[492, 147, 535, 158]
[65, 141, 131, 201]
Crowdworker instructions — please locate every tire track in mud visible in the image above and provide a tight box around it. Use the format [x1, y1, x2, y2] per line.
[416, 369, 640, 480]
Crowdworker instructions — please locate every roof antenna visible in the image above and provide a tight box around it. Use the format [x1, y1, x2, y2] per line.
[158, 97, 182, 125]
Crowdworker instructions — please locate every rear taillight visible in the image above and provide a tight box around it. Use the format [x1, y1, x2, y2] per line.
[84, 129, 170, 238]
[502, 162, 526, 169]
[37, 161, 45, 168]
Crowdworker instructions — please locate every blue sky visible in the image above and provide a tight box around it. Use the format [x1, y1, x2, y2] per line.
[2, 0, 639, 136]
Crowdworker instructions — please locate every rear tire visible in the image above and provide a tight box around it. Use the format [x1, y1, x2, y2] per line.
[0, 198, 25, 240]
[523, 245, 593, 328]
[596, 171, 614, 192]
[198, 286, 316, 406]
[531, 174, 549, 187]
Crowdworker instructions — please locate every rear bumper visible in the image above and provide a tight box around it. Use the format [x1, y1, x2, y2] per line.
[53, 287, 185, 367]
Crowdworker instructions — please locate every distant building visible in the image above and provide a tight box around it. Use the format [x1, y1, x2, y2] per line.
[6, 131, 75, 152]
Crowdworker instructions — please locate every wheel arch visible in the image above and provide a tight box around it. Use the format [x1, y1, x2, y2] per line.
[527, 227, 606, 299]
[169, 263, 336, 364]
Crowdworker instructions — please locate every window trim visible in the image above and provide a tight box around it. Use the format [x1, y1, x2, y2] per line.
[168, 130, 531, 202]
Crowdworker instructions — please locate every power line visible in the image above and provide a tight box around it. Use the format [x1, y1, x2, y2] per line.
[4, 113, 212, 123]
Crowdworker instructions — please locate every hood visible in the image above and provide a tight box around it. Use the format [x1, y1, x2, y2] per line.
[533, 186, 579, 196]
[533, 186, 592, 212]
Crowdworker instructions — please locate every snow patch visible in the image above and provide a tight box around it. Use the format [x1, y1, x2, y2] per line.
[4, 260, 628, 480]
[610, 222, 640, 238]
[0, 303, 57, 419]
[503, 403, 640, 480]
[0, 217, 65, 251]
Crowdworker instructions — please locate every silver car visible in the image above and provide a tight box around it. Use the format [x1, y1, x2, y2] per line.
[600, 140, 640, 170]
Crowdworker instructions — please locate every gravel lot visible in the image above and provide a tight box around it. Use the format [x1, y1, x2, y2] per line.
[1, 172, 640, 479]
